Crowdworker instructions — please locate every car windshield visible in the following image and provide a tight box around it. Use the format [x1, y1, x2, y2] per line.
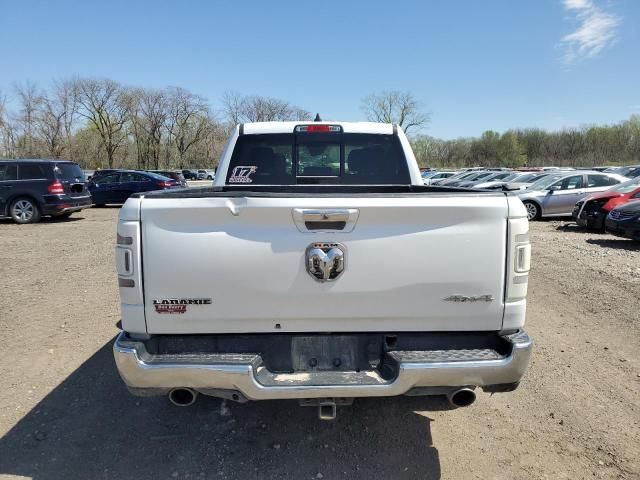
[471, 172, 493, 180]
[513, 172, 545, 183]
[495, 172, 519, 182]
[491, 172, 513, 180]
[446, 171, 475, 181]
[609, 177, 640, 194]
[459, 172, 485, 181]
[608, 166, 635, 176]
[528, 174, 564, 190]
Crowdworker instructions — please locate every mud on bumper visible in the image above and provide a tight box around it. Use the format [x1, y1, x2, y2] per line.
[113, 330, 532, 400]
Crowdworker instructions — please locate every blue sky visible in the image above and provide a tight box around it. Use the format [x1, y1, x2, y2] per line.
[1, 0, 638, 139]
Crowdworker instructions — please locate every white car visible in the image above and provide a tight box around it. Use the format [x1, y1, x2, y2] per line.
[113, 121, 532, 418]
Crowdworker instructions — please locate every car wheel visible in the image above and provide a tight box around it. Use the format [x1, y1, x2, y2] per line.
[523, 201, 541, 221]
[207, 175, 213, 180]
[10, 197, 41, 224]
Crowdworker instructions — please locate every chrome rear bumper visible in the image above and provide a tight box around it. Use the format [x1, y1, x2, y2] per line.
[113, 330, 532, 400]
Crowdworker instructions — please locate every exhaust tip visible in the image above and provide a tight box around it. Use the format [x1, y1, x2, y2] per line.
[447, 388, 476, 408]
[169, 388, 198, 407]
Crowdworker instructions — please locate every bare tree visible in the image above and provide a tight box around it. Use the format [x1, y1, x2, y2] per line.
[127, 88, 167, 169]
[75, 78, 129, 168]
[361, 90, 430, 134]
[221, 92, 311, 125]
[14, 81, 42, 157]
[35, 93, 66, 158]
[0, 90, 6, 131]
[221, 91, 244, 126]
[166, 87, 210, 168]
[0, 90, 17, 157]
[292, 107, 313, 121]
[54, 79, 79, 160]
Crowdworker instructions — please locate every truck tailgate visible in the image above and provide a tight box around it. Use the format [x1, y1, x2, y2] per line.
[140, 195, 508, 334]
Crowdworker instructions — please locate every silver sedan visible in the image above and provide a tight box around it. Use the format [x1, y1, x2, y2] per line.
[517, 171, 629, 220]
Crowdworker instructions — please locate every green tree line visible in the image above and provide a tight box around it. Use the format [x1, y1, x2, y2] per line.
[410, 117, 640, 169]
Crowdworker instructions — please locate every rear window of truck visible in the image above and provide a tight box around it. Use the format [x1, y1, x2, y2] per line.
[226, 133, 410, 185]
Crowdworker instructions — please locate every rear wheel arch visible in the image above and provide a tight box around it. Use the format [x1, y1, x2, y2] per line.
[522, 200, 542, 220]
[9, 195, 42, 224]
[7, 193, 42, 213]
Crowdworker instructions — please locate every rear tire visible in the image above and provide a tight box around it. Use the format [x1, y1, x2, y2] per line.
[523, 201, 541, 221]
[10, 197, 41, 224]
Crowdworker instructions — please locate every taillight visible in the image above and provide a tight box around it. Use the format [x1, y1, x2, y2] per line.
[506, 220, 531, 302]
[156, 181, 173, 188]
[295, 125, 342, 133]
[48, 182, 64, 194]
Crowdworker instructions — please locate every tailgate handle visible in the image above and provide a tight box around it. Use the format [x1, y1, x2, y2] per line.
[292, 209, 359, 233]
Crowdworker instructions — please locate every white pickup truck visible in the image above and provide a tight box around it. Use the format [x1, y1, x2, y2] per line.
[113, 121, 532, 419]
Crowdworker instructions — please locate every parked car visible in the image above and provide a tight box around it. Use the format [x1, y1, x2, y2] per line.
[431, 170, 481, 185]
[445, 170, 495, 187]
[458, 171, 513, 188]
[605, 200, 640, 241]
[572, 177, 640, 230]
[517, 171, 628, 220]
[88, 170, 179, 206]
[199, 169, 216, 180]
[604, 165, 640, 178]
[181, 169, 199, 180]
[586, 166, 617, 172]
[90, 169, 122, 183]
[422, 171, 457, 185]
[476, 172, 550, 190]
[0, 159, 92, 224]
[473, 172, 521, 189]
[147, 170, 187, 187]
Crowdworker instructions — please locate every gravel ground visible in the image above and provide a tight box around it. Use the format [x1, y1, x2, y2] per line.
[0, 209, 638, 480]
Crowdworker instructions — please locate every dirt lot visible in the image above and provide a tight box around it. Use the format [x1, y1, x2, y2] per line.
[0, 209, 638, 480]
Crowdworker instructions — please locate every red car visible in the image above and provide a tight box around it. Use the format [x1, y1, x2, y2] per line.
[573, 178, 640, 230]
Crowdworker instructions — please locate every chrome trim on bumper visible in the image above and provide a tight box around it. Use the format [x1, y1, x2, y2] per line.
[59, 204, 93, 213]
[113, 331, 532, 400]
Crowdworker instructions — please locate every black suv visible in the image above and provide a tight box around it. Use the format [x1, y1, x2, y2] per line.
[0, 159, 93, 224]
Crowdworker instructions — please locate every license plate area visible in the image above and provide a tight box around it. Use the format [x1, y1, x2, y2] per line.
[69, 183, 85, 194]
[291, 335, 380, 371]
